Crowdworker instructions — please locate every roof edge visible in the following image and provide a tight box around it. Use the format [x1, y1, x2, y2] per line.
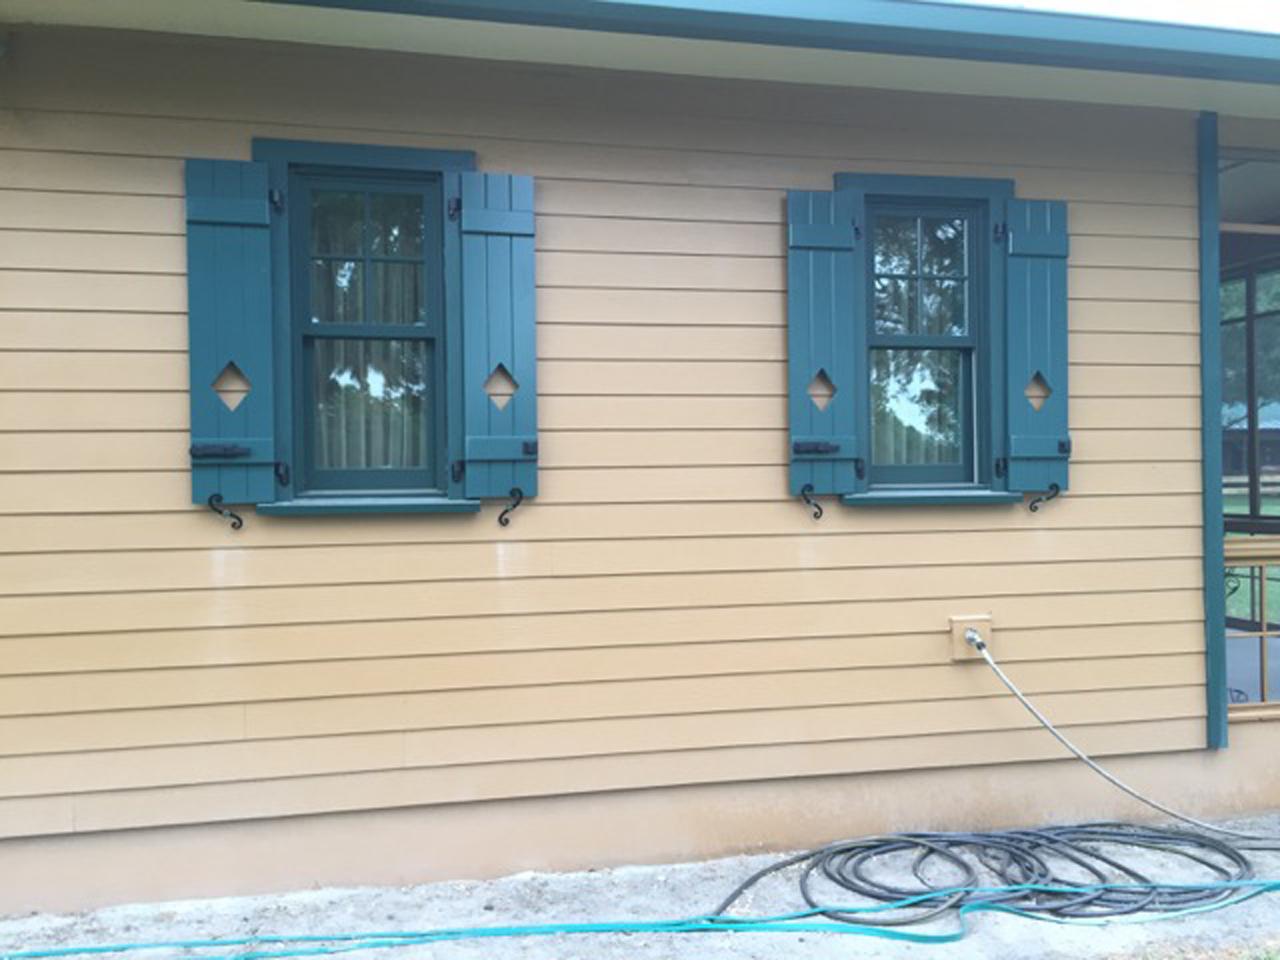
[256, 0, 1280, 84]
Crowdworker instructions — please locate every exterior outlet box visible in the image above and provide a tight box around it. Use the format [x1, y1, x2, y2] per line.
[949, 615, 993, 662]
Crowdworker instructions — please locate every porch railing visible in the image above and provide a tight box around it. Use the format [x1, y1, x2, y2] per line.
[1224, 536, 1280, 715]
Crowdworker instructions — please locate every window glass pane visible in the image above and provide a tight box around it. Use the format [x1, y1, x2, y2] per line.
[1259, 270, 1280, 314]
[312, 339, 428, 470]
[1221, 277, 1247, 321]
[1258, 316, 1280, 516]
[921, 278, 967, 336]
[1222, 318, 1248, 511]
[870, 349, 963, 466]
[370, 263, 424, 326]
[1270, 635, 1280, 702]
[370, 193, 424, 258]
[310, 260, 363, 325]
[873, 216, 916, 275]
[1225, 565, 1262, 631]
[921, 217, 966, 276]
[311, 191, 363, 256]
[1226, 633, 1264, 704]
[874, 277, 916, 335]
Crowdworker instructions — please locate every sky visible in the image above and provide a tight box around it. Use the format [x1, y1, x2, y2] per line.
[939, 0, 1280, 33]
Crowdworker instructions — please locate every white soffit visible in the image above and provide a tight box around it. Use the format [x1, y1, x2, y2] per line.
[2, 0, 1280, 118]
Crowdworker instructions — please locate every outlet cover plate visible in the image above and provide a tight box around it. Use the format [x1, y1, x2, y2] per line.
[949, 614, 993, 662]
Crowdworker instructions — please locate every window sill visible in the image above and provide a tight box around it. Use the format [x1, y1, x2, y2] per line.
[257, 497, 482, 516]
[1228, 703, 1280, 724]
[841, 490, 1023, 507]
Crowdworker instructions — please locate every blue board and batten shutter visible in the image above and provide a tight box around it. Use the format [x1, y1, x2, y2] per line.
[185, 159, 277, 505]
[461, 173, 538, 498]
[786, 189, 864, 496]
[1005, 198, 1070, 493]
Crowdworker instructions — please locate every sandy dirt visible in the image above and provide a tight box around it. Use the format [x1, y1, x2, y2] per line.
[5, 816, 1280, 959]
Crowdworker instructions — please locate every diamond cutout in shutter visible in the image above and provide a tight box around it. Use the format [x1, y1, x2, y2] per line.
[807, 369, 836, 412]
[1025, 371, 1051, 412]
[483, 363, 518, 411]
[212, 362, 251, 412]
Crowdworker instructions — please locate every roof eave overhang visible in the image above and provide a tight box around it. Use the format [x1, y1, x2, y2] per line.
[262, 0, 1280, 86]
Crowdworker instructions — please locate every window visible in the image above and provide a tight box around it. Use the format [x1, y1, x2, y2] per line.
[786, 174, 1069, 506]
[294, 178, 444, 495]
[1221, 258, 1280, 531]
[184, 142, 538, 516]
[868, 203, 982, 487]
[1225, 563, 1280, 704]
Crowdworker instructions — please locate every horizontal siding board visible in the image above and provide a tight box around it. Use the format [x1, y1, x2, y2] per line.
[0, 312, 187, 352]
[0, 633, 1206, 766]
[0, 494, 1202, 552]
[0, 270, 186, 312]
[2, 392, 190, 431]
[0, 686, 1203, 799]
[0, 619, 1201, 692]
[0, 556, 1203, 643]
[0, 526, 1199, 596]
[0, 230, 186, 273]
[0, 651, 1204, 722]
[0, 719, 1205, 838]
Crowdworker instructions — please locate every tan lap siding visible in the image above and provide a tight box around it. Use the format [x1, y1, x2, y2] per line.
[0, 27, 1203, 838]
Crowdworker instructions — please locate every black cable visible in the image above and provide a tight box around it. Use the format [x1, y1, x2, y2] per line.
[711, 822, 1259, 926]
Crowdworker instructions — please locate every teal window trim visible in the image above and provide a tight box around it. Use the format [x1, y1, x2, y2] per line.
[290, 172, 448, 494]
[1198, 111, 1228, 750]
[253, 138, 478, 513]
[254, 139, 476, 175]
[842, 489, 1022, 507]
[258, 496, 481, 515]
[837, 173, 1014, 503]
[835, 174, 1015, 202]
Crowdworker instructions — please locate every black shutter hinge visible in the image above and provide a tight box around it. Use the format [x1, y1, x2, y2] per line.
[994, 457, 1008, 479]
[854, 457, 866, 480]
[447, 197, 462, 222]
[1058, 437, 1072, 456]
[274, 461, 291, 487]
[993, 222, 1008, 244]
[451, 460, 465, 483]
[269, 189, 286, 213]
[792, 440, 840, 455]
[190, 443, 250, 459]
[522, 440, 538, 457]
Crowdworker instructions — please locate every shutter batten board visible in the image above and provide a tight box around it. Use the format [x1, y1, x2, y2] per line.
[1005, 197, 1071, 494]
[184, 159, 277, 506]
[785, 189, 864, 496]
[461, 172, 538, 498]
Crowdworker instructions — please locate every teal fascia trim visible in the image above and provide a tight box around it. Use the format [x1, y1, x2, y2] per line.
[258, 497, 482, 515]
[842, 490, 1022, 507]
[252, 138, 476, 173]
[1199, 111, 1228, 750]
[258, 0, 1280, 85]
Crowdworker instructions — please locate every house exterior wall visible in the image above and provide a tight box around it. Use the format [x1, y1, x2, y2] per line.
[0, 26, 1214, 904]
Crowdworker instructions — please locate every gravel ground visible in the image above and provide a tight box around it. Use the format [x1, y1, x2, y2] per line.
[5, 816, 1280, 960]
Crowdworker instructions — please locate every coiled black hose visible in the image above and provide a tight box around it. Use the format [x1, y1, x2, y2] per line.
[712, 822, 1259, 925]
